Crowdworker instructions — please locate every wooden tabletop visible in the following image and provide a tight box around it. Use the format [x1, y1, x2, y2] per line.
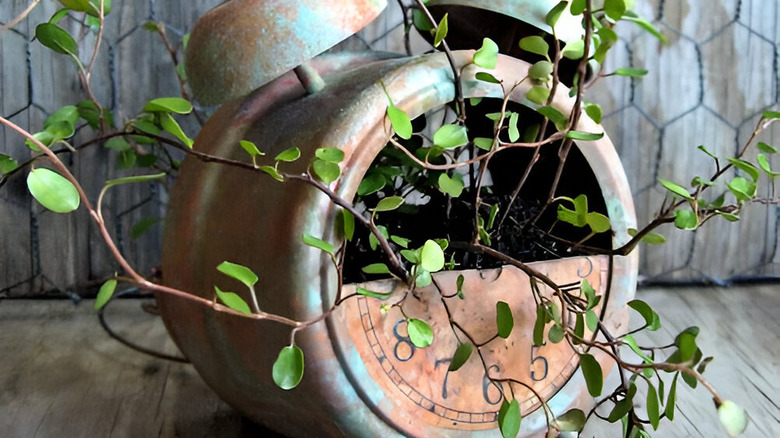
[0, 285, 777, 437]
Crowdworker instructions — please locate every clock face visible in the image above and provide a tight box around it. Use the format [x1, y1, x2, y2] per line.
[342, 255, 608, 431]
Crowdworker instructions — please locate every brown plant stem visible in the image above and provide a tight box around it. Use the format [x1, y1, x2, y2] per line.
[0, 0, 41, 35]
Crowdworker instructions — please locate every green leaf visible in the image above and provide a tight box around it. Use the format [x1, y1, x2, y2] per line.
[374, 196, 404, 212]
[580, 353, 603, 397]
[473, 38, 498, 69]
[302, 233, 334, 255]
[628, 228, 667, 244]
[556, 408, 587, 432]
[498, 399, 521, 438]
[312, 159, 341, 184]
[718, 400, 748, 437]
[567, 130, 604, 141]
[496, 301, 514, 339]
[757, 142, 778, 154]
[581, 279, 597, 309]
[217, 261, 258, 289]
[338, 209, 354, 242]
[412, 8, 433, 32]
[533, 305, 546, 346]
[757, 154, 780, 178]
[537, 106, 568, 131]
[762, 110, 780, 120]
[473, 137, 494, 150]
[604, 0, 627, 21]
[94, 279, 117, 310]
[674, 208, 699, 230]
[586, 308, 599, 331]
[717, 211, 740, 222]
[546, 1, 569, 27]
[628, 300, 660, 331]
[665, 373, 678, 421]
[144, 97, 192, 114]
[613, 67, 648, 77]
[214, 286, 251, 315]
[529, 60, 553, 81]
[420, 239, 445, 272]
[45, 105, 79, 129]
[433, 13, 448, 47]
[356, 286, 393, 300]
[160, 112, 193, 148]
[609, 395, 634, 423]
[58, 0, 112, 16]
[407, 318, 433, 348]
[0, 154, 19, 175]
[571, 0, 586, 15]
[623, 11, 667, 43]
[275, 147, 301, 162]
[518, 35, 549, 57]
[433, 124, 469, 149]
[727, 158, 760, 181]
[562, 39, 585, 60]
[507, 112, 520, 142]
[35, 23, 78, 56]
[548, 323, 565, 343]
[584, 103, 603, 124]
[357, 172, 386, 196]
[438, 172, 464, 197]
[272, 345, 305, 390]
[387, 104, 412, 140]
[487, 204, 499, 230]
[475, 72, 501, 83]
[260, 165, 284, 182]
[526, 86, 550, 105]
[240, 140, 263, 157]
[362, 263, 391, 275]
[390, 235, 411, 248]
[728, 177, 756, 202]
[77, 100, 113, 130]
[103, 172, 165, 189]
[130, 217, 159, 239]
[416, 269, 432, 288]
[315, 147, 345, 163]
[27, 168, 80, 213]
[697, 356, 714, 374]
[586, 212, 611, 233]
[659, 178, 692, 200]
[646, 382, 660, 429]
[449, 343, 473, 371]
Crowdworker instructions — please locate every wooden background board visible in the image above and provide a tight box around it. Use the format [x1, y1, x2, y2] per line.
[0, 286, 777, 437]
[1, 0, 779, 297]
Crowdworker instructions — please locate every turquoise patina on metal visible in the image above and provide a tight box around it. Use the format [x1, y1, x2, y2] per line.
[185, 0, 387, 106]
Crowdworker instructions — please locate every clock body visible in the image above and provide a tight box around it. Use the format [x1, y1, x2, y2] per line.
[159, 51, 638, 437]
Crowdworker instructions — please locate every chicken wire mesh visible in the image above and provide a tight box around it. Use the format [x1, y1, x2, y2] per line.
[1, 0, 778, 297]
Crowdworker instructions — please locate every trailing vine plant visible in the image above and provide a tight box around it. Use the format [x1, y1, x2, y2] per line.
[2, 0, 776, 436]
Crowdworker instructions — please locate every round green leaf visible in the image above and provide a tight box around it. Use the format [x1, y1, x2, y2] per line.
[579, 353, 603, 397]
[217, 261, 258, 288]
[586, 212, 611, 233]
[35, 23, 78, 55]
[496, 301, 514, 339]
[239, 140, 263, 157]
[314, 147, 345, 163]
[94, 279, 117, 310]
[546, 1, 569, 27]
[312, 159, 341, 184]
[529, 60, 553, 81]
[473, 38, 498, 69]
[448, 342, 472, 371]
[27, 168, 80, 213]
[674, 209, 699, 230]
[433, 124, 468, 149]
[438, 173, 464, 197]
[272, 345, 305, 390]
[143, 97, 193, 114]
[728, 176, 756, 202]
[584, 103, 603, 123]
[555, 408, 586, 432]
[412, 8, 433, 31]
[275, 147, 301, 162]
[526, 86, 550, 105]
[58, 0, 112, 16]
[562, 39, 585, 60]
[407, 318, 433, 348]
[357, 173, 386, 196]
[0, 154, 20, 175]
[604, 0, 626, 21]
[548, 323, 565, 343]
[420, 239, 445, 272]
[415, 269, 432, 288]
[718, 400, 748, 437]
[45, 105, 79, 129]
[519, 35, 549, 57]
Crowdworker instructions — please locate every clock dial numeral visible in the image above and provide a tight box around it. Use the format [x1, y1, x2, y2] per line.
[530, 345, 549, 381]
[393, 319, 416, 362]
[482, 365, 503, 405]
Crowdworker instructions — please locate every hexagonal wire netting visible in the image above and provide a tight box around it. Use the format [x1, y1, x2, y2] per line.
[0, 0, 778, 297]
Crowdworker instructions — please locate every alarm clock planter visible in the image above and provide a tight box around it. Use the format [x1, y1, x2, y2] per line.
[159, 50, 638, 437]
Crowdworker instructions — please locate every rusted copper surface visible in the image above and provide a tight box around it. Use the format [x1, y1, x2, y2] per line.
[185, 0, 387, 105]
[160, 51, 637, 437]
